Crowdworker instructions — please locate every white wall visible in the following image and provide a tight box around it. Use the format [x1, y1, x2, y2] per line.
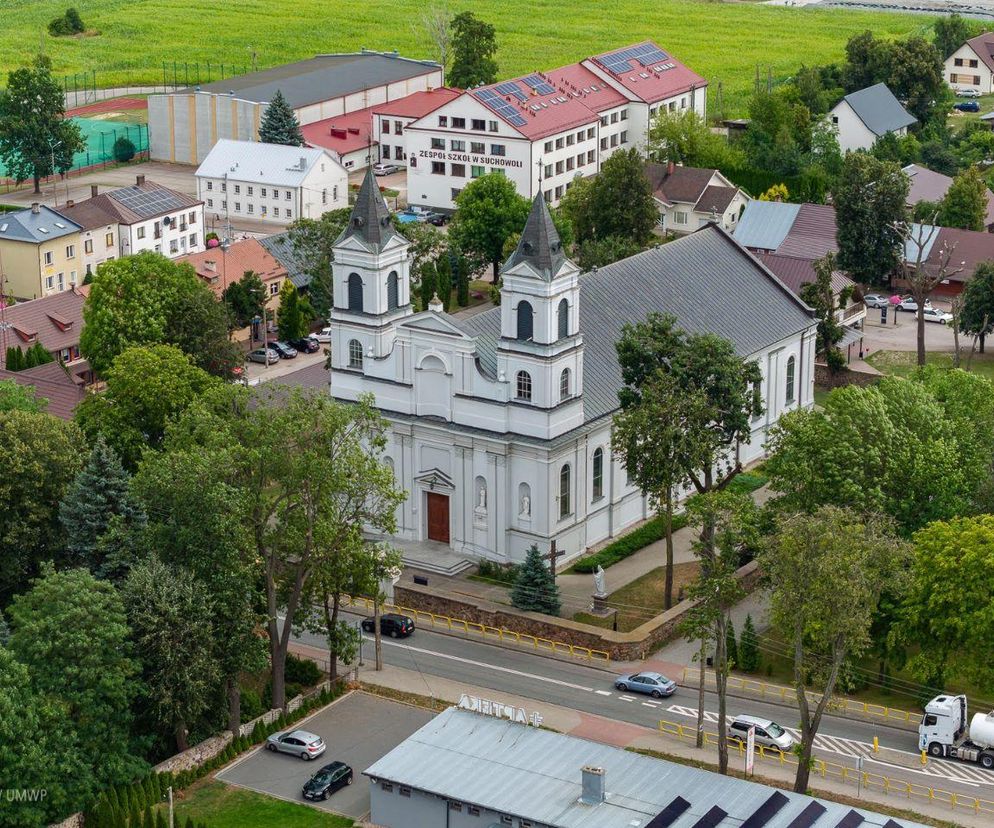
[828, 101, 879, 153]
[121, 204, 205, 258]
[945, 44, 994, 94]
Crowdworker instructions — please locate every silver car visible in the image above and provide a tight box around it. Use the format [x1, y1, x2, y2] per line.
[727, 715, 795, 752]
[266, 729, 327, 760]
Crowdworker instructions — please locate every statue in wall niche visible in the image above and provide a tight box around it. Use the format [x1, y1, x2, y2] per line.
[593, 565, 607, 598]
[519, 494, 531, 517]
[477, 486, 487, 510]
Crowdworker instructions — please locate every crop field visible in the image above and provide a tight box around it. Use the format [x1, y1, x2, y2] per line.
[6, 0, 930, 114]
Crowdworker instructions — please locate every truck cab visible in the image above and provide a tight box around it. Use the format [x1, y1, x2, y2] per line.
[919, 694, 967, 754]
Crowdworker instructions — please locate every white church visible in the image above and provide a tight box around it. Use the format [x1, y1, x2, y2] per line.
[327, 171, 818, 568]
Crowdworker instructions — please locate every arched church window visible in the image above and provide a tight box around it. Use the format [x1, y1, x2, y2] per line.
[557, 298, 569, 339]
[387, 271, 399, 310]
[516, 371, 532, 401]
[348, 339, 364, 369]
[516, 301, 533, 341]
[347, 273, 363, 312]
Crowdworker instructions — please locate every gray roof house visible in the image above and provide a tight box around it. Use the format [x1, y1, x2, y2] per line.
[829, 83, 917, 153]
[364, 706, 932, 828]
[0, 204, 80, 243]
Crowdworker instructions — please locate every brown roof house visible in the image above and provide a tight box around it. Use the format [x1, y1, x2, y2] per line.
[0, 362, 85, 419]
[0, 288, 91, 384]
[903, 164, 994, 232]
[945, 32, 994, 95]
[646, 162, 749, 236]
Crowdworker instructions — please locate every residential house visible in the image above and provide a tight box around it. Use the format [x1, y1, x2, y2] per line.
[903, 163, 994, 231]
[646, 161, 749, 234]
[828, 83, 916, 153]
[0, 204, 82, 299]
[0, 288, 90, 383]
[945, 32, 994, 94]
[0, 362, 85, 419]
[54, 198, 118, 277]
[259, 231, 309, 290]
[195, 139, 348, 225]
[178, 237, 288, 304]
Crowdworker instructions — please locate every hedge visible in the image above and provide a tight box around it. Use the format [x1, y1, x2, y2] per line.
[570, 512, 689, 574]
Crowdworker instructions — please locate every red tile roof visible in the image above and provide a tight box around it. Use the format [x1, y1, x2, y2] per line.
[0, 289, 85, 365]
[904, 164, 994, 229]
[470, 76, 599, 141]
[0, 363, 85, 420]
[775, 203, 839, 259]
[647, 163, 719, 205]
[756, 253, 854, 298]
[302, 106, 376, 156]
[177, 238, 286, 298]
[587, 40, 706, 105]
[929, 226, 994, 282]
[545, 64, 628, 112]
[372, 88, 461, 118]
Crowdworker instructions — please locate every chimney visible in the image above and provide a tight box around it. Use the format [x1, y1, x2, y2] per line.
[91, 184, 99, 198]
[66, 199, 74, 208]
[667, 159, 675, 175]
[205, 260, 217, 273]
[300, 156, 307, 170]
[31, 202, 40, 215]
[136, 174, 146, 186]
[580, 766, 605, 805]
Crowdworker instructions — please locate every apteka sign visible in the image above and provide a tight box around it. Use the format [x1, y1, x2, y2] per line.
[457, 693, 543, 727]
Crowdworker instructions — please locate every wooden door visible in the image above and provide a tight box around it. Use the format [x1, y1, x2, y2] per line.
[426, 493, 450, 544]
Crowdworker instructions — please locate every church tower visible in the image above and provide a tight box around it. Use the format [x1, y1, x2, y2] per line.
[329, 170, 412, 373]
[497, 194, 583, 421]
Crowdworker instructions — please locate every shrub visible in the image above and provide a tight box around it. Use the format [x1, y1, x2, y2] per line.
[239, 687, 263, 722]
[284, 652, 321, 686]
[113, 136, 136, 163]
[65, 7, 85, 32]
[48, 8, 85, 36]
[510, 544, 561, 616]
[571, 512, 689, 573]
[739, 614, 760, 672]
[476, 558, 520, 585]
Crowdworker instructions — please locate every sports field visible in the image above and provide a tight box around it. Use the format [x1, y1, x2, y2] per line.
[5, 0, 929, 113]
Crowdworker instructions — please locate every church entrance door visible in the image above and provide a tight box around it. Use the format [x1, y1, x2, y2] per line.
[426, 492, 450, 544]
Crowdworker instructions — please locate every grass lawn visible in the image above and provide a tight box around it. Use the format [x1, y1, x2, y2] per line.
[574, 561, 700, 632]
[4, 2, 924, 115]
[866, 349, 994, 382]
[167, 780, 353, 828]
[813, 386, 832, 409]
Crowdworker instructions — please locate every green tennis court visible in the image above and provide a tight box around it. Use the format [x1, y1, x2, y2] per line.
[0, 117, 148, 178]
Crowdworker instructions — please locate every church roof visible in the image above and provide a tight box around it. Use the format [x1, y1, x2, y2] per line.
[335, 169, 402, 252]
[459, 224, 815, 424]
[501, 194, 567, 281]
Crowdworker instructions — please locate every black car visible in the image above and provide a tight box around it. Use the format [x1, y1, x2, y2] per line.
[361, 612, 415, 638]
[302, 761, 353, 801]
[953, 100, 980, 113]
[289, 336, 320, 353]
[266, 340, 298, 359]
[424, 211, 449, 226]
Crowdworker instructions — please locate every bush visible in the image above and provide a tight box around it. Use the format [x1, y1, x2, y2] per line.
[476, 558, 520, 585]
[48, 8, 85, 36]
[284, 652, 321, 687]
[239, 687, 263, 722]
[113, 136, 136, 163]
[571, 512, 689, 573]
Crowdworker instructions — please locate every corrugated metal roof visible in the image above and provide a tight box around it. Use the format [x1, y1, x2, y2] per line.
[0, 205, 81, 243]
[259, 231, 310, 288]
[364, 707, 929, 828]
[732, 201, 800, 252]
[195, 139, 340, 187]
[775, 203, 838, 260]
[903, 223, 940, 265]
[840, 83, 916, 138]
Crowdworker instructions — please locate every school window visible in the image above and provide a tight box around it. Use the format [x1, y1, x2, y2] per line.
[383, 146, 391, 159]
[247, 187, 253, 196]
[566, 157, 574, 170]
[221, 201, 227, 210]
[610, 112, 619, 124]
[234, 185, 240, 194]
[587, 127, 595, 139]
[382, 119, 391, 134]
[600, 137, 608, 151]
[555, 160, 564, 174]
[394, 121, 403, 134]
[273, 207, 279, 217]
[451, 163, 466, 177]
[681, 96, 688, 109]
[488, 120, 499, 132]
[451, 139, 466, 151]
[471, 165, 485, 178]
[555, 184, 563, 198]
[431, 161, 445, 175]
[600, 115, 608, 126]
[273, 189, 279, 199]
[611, 134, 619, 147]
[261, 187, 267, 197]
[247, 204, 254, 214]
[451, 188, 462, 200]
[669, 101, 677, 112]
[234, 202, 241, 212]
[437, 116, 447, 127]
[544, 163, 553, 179]
[620, 130, 628, 144]
[544, 140, 553, 153]
[285, 209, 292, 218]
[544, 190, 552, 202]
[587, 150, 595, 163]
[471, 118, 486, 130]
[452, 117, 466, 128]
[470, 141, 485, 154]
[555, 137, 564, 150]
[84, 239, 93, 254]
[566, 134, 574, 146]
[490, 144, 505, 156]
[576, 153, 584, 167]
[577, 130, 585, 142]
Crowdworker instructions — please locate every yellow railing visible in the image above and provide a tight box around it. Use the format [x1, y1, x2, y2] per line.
[343, 595, 611, 663]
[682, 668, 922, 726]
[657, 719, 994, 818]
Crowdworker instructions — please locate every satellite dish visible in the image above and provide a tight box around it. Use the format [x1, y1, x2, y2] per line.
[162, 216, 171, 226]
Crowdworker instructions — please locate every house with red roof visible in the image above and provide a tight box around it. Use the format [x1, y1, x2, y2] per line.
[945, 32, 994, 95]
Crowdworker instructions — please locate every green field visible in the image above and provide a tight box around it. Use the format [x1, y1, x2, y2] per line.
[867, 349, 994, 382]
[167, 780, 353, 828]
[5, 0, 931, 114]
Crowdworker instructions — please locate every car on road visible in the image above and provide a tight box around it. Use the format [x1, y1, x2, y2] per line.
[896, 296, 933, 313]
[727, 715, 795, 752]
[862, 293, 890, 309]
[247, 347, 280, 364]
[361, 613, 415, 638]
[313, 326, 332, 343]
[266, 729, 327, 760]
[266, 341, 298, 359]
[921, 306, 954, 324]
[957, 88, 982, 98]
[302, 761, 353, 800]
[288, 336, 321, 353]
[614, 671, 677, 698]
[954, 100, 981, 113]
[373, 163, 401, 176]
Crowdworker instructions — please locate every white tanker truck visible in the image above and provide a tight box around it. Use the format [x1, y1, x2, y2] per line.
[918, 694, 994, 769]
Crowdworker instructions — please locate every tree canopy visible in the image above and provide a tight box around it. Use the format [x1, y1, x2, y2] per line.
[960, 260, 994, 350]
[287, 207, 351, 316]
[938, 166, 988, 231]
[258, 89, 304, 146]
[448, 12, 498, 88]
[648, 110, 744, 169]
[222, 270, 268, 329]
[449, 172, 530, 281]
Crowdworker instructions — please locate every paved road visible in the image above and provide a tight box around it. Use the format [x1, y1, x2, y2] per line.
[291, 613, 994, 798]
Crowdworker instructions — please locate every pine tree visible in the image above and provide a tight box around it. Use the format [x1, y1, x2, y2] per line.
[0, 608, 9, 645]
[59, 434, 146, 574]
[511, 544, 561, 615]
[455, 251, 469, 307]
[129, 804, 141, 827]
[258, 89, 304, 146]
[155, 810, 167, 828]
[739, 613, 760, 672]
[185, 818, 195, 828]
[142, 805, 154, 828]
[5, 345, 24, 371]
[725, 619, 738, 670]
[435, 254, 452, 312]
[277, 280, 308, 341]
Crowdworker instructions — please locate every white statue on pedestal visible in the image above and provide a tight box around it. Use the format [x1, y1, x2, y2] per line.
[477, 487, 487, 510]
[593, 565, 607, 598]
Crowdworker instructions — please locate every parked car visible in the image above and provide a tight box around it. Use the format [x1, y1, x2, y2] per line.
[373, 163, 401, 176]
[921, 306, 954, 324]
[727, 715, 795, 752]
[862, 293, 890, 309]
[423, 211, 449, 226]
[897, 296, 932, 312]
[361, 613, 415, 638]
[954, 101, 980, 113]
[266, 341, 298, 359]
[302, 761, 353, 800]
[957, 88, 982, 98]
[313, 326, 333, 343]
[613, 671, 677, 698]
[247, 347, 280, 364]
[289, 336, 320, 353]
[266, 729, 326, 760]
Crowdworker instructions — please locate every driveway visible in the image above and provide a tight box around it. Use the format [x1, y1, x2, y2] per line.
[861, 303, 958, 357]
[216, 691, 434, 819]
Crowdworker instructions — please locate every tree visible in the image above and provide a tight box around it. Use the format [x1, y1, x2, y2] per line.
[435, 250, 453, 310]
[902, 222, 962, 366]
[725, 619, 738, 669]
[800, 252, 845, 371]
[761, 507, 907, 793]
[75, 344, 222, 470]
[0, 410, 86, 604]
[759, 183, 789, 202]
[739, 614, 760, 672]
[587, 149, 658, 246]
[287, 207, 351, 317]
[0, 378, 45, 412]
[960, 260, 994, 354]
[449, 173, 530, 282]
[648, 110, 744, 169]
[576, 235, 645, 271]
[938, 167, 988, 231]
[123, 556, 220, 752]
[60, 436, 146, 577]
[448, 12, 498, 88]
[418, 260, 438, 310]
[897, 514, 994, 690]
[277, 280, 312, 341]
[113, 135, 136, 163]
[933, 14, 980, 60]
[394, 217, 446, 278]
[165, 279, 243, 379]
[222, 270, 268, 329]
[511, 545, 561, 615]
[557, 175, 595, 243]
[889, 37, 945, 125]
[842, 31, 894, 93]
[416, 4, 454, 69]
[8, 566, 144, 802]
[258, 90, 304, 146]
[742, 87, 813, 178]
[832, 153, 909, 286]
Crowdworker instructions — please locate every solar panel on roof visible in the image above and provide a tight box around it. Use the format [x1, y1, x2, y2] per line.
[690, 805, 727, 828]
[834, 811, 865, 828]
[111, 186, 186, 218]
[523, 74, 556, 95]
[645, 796, 692, 828]
[786, 801, 827, 828]
[495, 81, 527, 101]
[599, 42, 669, 75]
[740, 791, 790, 828]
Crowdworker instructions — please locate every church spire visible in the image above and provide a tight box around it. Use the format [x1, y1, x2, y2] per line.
[336, 168, 401, 252]
[501, 193, 566, 281]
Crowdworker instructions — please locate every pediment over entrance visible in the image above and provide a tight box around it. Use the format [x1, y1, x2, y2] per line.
[414, 467, 455, 491]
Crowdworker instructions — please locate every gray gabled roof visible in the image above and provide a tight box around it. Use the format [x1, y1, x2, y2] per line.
[500, 194, 567, 280]
[731, 201, 800, 251]
[460, 224, 815, 424]
[0, 205, 80, 243]
[259, 231, 310, 288]
[840, 83, 917, 137]
[335, 169, 403, 253]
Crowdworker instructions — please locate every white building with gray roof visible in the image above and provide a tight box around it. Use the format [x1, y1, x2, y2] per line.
[828, 83, 917, 154]
[328, 170, 817, 568]
[365, 706, 931, 828]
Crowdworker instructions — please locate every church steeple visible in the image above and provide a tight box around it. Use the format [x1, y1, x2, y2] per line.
[335, 168, 402, 252]
[501, 194, 567, 281]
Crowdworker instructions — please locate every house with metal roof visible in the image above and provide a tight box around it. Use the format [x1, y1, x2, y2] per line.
[195, 139, 347, 226]
[0, 204, 83, 300]
[828, 83, 917, 154]
[365, 706, 931, 828]
[646, 161, 749, 235]
[325, 170, 816, 569]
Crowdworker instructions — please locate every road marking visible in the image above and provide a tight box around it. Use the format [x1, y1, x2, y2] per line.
[642, 702, 660, 708]
[619, 695, 636, 702]
[594, 690, 612, 696]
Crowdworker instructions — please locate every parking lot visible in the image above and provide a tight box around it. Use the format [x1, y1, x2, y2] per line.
[216, 691, 435, 819]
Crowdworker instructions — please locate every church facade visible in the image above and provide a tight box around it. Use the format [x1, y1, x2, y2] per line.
[328, 172, 818, 566]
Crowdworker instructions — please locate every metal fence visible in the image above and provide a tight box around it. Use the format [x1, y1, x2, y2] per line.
[59, 62, 251, 109]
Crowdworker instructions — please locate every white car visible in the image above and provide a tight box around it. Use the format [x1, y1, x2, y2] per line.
[372, 163, 400, 176]
[957, 88, 982, 98]
[862, 293, 890, 309]
[313, 326, 332, 343]
[921, 306, 953, 325]
[897, 296, 933, 313]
